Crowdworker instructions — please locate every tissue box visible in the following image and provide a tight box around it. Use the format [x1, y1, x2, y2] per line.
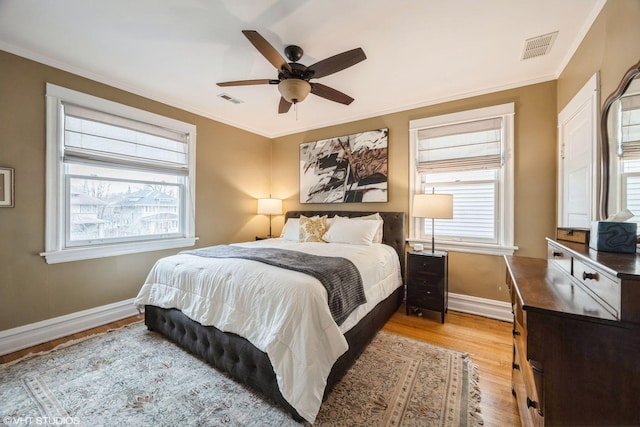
[589, 221, 637, 253]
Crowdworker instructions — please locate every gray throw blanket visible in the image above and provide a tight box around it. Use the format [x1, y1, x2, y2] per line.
[181, 245, 366, 326]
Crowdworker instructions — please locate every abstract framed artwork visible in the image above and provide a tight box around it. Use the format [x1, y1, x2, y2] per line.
[0, 167, 14, 207]
[300, 128, 388, 203]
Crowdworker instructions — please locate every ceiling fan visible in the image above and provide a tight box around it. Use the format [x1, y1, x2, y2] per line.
[217, 30, 366, 114]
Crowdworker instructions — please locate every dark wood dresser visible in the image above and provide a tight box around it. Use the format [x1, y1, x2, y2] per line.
[505, 238, 640, 426]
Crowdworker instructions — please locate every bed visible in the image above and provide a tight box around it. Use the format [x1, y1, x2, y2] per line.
[135, 210, 405, 423]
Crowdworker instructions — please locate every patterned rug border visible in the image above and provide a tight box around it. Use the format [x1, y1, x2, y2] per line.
[348, 330, 483, 427]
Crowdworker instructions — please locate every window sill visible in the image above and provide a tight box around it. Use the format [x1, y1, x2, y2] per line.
[40, 237, 197, 264]
[407, 239, 518, 256]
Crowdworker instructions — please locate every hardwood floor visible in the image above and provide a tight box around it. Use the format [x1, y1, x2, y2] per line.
[1, 308, 520, 426]
[384, 307, 521, 426]
[0, 315, 142, 364]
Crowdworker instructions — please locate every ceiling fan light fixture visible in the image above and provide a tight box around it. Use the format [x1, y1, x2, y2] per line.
[278, 79, 311, 104]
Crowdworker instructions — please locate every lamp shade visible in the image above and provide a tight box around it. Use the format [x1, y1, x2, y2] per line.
[412, 194, 453, 219]
[278, 79, 311, 104]
[257, 198, 283, 215]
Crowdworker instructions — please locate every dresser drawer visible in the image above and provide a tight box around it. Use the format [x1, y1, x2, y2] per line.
[513, 292, 526, 332]
[547, 243, 572, 275]
[513, 342, 544, 427]
[513, 296, 527, 355]
[556, 227, 589, 244]
[572, 258, 620, 318]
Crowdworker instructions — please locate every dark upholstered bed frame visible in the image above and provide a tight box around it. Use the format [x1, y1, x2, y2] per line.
[144, 211, 406, 421]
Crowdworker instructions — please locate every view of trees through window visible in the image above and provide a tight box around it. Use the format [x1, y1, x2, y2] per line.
[67, 165, 182, 244]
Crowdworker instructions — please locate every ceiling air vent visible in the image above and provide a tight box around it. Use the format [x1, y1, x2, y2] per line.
[217, 93, 243, 104]
[521, 31, 558, 60]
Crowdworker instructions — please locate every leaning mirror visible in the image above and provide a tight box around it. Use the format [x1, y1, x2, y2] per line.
[600, 60, 640, 220]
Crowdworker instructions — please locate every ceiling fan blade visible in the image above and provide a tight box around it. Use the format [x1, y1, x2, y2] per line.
[217, 79, 277, 87]
[278, 97, 292, 114]
[307, 48, 366, 79]
[242, 30, 292, 73]
[310, 83, 354, 105]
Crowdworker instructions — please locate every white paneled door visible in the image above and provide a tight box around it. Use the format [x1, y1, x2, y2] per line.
[558, 73, 599, 228]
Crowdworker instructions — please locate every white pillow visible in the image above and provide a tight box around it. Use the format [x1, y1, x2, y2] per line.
[350, 213, 384, 243]
[323, 216, 382, 245]
[280, 218, 300, 241]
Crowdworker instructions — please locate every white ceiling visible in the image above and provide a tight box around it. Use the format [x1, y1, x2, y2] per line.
[0, 0, 605, 138]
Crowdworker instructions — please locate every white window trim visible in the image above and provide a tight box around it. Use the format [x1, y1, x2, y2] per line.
[41, 83, 197, 264]
[408, 103, 517, 256]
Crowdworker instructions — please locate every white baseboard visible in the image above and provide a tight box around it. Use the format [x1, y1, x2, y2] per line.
[0, 298, 140, 356]
[448, 292, 512, 322]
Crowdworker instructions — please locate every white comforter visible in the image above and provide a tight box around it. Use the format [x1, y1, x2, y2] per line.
[134, 238, 402, 423]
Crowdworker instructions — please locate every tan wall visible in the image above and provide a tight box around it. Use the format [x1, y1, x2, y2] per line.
[557, 0, 640, 221]
[558, 0, 640, 112]
[0, 51, 272, 330]
[272, 81, 558, 301]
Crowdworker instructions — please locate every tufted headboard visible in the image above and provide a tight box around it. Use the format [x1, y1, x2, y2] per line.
[284, 211, 406, 278]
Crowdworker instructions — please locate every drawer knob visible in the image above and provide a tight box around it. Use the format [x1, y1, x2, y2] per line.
[512, 363, 520, 370]
[582, 271, 598, 281]
[552, 251, 562, 257]
[527, 397, 537, 409]
[512, 329, 521, 336]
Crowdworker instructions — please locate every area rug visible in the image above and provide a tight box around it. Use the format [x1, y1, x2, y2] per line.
[0, 323, 482, 426]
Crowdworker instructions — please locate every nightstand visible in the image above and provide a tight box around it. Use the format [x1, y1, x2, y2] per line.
[406, 250, 448, 323]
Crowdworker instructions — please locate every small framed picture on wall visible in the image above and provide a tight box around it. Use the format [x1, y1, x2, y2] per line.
[0, 167, 15, 207]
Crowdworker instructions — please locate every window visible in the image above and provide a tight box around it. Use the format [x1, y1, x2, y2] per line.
[42, 84, 196, 264]
[409, 103, 516, 255]
[617, 92, 640, 225]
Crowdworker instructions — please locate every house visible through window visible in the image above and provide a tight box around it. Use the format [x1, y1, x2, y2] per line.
[409, 103, 516, 256]
[43, 84, 197, 264]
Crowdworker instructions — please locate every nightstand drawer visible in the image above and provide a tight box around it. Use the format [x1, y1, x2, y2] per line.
[407, 289, 443, 309]
[408, 260, 444, 276]
[407, 276, 443, 294]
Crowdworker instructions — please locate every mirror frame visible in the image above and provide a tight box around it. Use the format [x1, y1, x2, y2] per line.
[599, 59, 640, 220]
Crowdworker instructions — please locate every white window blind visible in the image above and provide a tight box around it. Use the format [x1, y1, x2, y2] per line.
[63, 103, 189, 174]
[422, 170, 498, 243]
[417, 117, 502, 173]
[618, 94, 640, 158]
[623, 174, 640, 220]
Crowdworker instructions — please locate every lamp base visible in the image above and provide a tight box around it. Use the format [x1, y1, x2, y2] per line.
[431, 218, 436, 253]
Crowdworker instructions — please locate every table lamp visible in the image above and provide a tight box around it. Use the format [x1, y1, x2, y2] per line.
[412, 192, 453, 253]
[257, 197, 283, 238]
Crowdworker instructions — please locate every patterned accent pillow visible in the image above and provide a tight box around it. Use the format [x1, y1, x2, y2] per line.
[298, 215, 328, 242]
